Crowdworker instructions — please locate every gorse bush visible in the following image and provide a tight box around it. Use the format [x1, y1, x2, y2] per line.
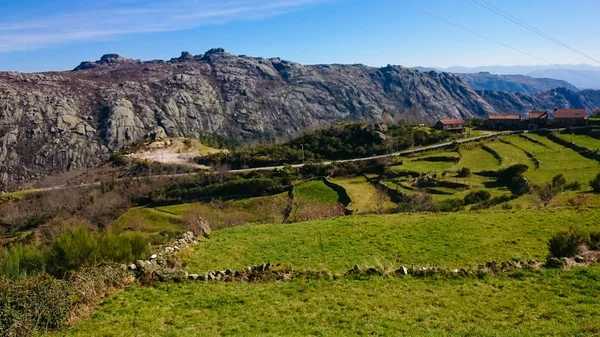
[457, 167, 471, 178]
[0, 244, 45, 281]
[0, 275, 72, 335]
[0, 264, 131, 335]
[46, 226, 100, 277]
[547, 227, 589, 258]
[1, 227, 150, 279]
[463, 190, 491, 205]
[590, 173, 600, 193]
[97, 231, 149, 264]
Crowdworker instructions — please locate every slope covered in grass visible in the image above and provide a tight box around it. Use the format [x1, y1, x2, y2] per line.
[182, 208, 600, 273]
[556, 133, 600, 150]
[511, 134, 600, 185]
[330, 176, 395, 214]
[58, 268, 600, 337]
[294, 180, 340, 204]
[455, 145, 500, 172]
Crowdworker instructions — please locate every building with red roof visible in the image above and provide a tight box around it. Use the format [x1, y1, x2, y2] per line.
[435, 119, 465, 131]
[553, 108, 587, 127]
[528, 110, 549, 129]
[487, 113, 522, 130]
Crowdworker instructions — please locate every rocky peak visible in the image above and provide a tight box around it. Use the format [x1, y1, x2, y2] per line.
[73, 54, 135, 71]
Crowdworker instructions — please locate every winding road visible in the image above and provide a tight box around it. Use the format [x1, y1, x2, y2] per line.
[2, 127, 584, 195]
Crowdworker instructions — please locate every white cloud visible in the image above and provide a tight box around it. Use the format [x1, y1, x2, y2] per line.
[0, 0, 325, 53]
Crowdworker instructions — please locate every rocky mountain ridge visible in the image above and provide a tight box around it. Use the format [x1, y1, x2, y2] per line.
[0, 49, 498, 190]
[457, 72, 578, 95]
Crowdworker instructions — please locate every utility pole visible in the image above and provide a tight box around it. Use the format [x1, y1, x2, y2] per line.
[301, 144, 305, 163]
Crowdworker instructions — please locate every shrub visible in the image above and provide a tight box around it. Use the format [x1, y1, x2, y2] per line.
[564, 181, 582, 191]
[463, 190, 491, 205]
[97, 232, 149, 264]
[0, 275, 72, 334]
[0, 244, 46, 280]
[46, 226, 99, 277]
[457, 167, 471, 178]
[590, 173, 600, 193]
[470, 194, 514, 210]
[45, 227, 150, 277]
[590, 231, 600, 250]
[397, 193, 437, 213]
[533, 174, 568, 207]
[498, 164, 529, 181]
[437, 199, 463, 212]
[547, 227, 589, 258]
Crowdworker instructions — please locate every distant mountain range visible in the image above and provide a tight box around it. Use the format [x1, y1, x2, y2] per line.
[416, 64, 600, 90]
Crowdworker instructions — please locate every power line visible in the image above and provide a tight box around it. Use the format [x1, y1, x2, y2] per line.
[390, 0, 599, 83]
[390, 0, 566, 68]
[472, 0, 600, 65]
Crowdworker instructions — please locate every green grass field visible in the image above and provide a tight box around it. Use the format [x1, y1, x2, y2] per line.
[503, 134, 600, 186]
[486, 141, 534, 168]
[455, 145, 500, 172]
[57, 268, 600, 337]
[113, 207, 183, 234]
[330, 176, 395, 214]
[294, 180, 340, 205]
[556, 132, 600, 150]
[182, 208, 600, 273]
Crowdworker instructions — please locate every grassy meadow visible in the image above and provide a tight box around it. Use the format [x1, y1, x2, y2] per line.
[182, 208, 600, 273]
[57, 267, 600, 337]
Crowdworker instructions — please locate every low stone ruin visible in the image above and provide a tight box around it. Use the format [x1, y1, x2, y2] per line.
[127, 231, 198, 282]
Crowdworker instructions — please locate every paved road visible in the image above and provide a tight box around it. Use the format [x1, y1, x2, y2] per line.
[2, 127, 585, 195]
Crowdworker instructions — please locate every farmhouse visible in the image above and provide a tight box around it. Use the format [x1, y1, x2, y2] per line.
[435, 119, 465, 132]
[488, 113, 522, 130]
[553, 108, 587, 127]
[528, 110, 549, 129]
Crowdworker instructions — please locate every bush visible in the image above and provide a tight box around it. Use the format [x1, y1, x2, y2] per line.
[590, 231, 600, 250]
[46, 227, 99, 277]
[45, 227, 150, 277]
[0, 275, 72, 334]
[463, 190, 491, 205]
[498, 164, 529, 181]
[547, 227, 589, 258]
[97, 231, 149, 264]
[564, 181, 582, 191]
[437, 199, 463, 212]
[590, 173, 600, 193]
[0, 244, 46, 280]
[457, 167, 471, 178]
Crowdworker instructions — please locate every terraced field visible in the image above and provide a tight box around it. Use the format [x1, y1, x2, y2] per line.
[513, 134, 600, 185]
[556, 132, 600, 150]
[455, 145, 500, 172]
[485, 141, 534, 168]
[330, 176, 395, 214]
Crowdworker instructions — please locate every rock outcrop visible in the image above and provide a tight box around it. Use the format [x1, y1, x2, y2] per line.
[0, 49, 499, 190]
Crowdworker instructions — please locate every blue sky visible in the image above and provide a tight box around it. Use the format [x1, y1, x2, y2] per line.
[1, 0, 599, 72]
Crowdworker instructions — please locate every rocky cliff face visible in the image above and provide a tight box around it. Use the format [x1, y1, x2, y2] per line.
[478, 87, 600, 114]
[458, 72, 578, 95]
[0, 49, 498, 189]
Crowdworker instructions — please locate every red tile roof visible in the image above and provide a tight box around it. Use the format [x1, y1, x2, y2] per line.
[488, 114, 521, 120]
[554, 108, 587, 119]
[529, 110, 548, 119]
[438, 119, 464, 125]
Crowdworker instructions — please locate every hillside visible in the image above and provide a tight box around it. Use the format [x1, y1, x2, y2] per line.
[479, 87, 600, 113]
[529, 69, 600, 89]
[0, 49, 497, 190]
[458, 72, 578, 94]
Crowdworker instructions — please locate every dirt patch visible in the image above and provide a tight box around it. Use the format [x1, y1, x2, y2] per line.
[128, 138, 225, 168]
